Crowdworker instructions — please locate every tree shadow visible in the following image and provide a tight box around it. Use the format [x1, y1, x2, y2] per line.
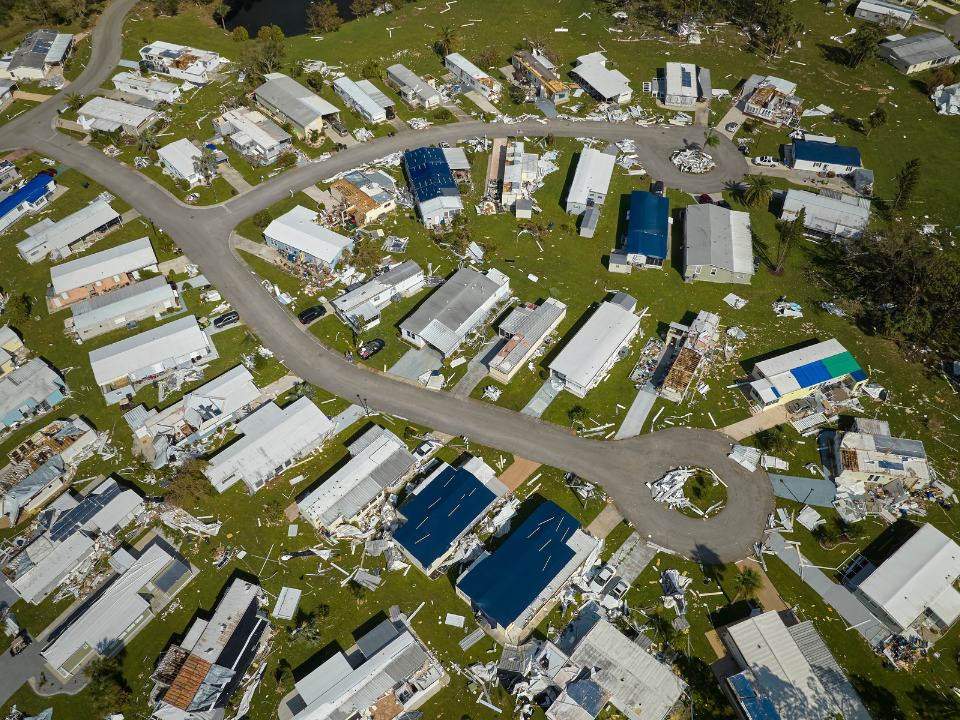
[850, 674, 905, 720]
[817, 42, 852, 67]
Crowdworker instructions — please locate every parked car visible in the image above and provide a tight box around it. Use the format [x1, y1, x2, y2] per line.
[698, 194, 713, 204]
[607, 579, 629, 602]
[359, 339, 385, 359]
[213, 311, 240, 328]
[753, 156, 778, 167]
[589, 565, 614, 593]
[652, 180, 665, 197]
[9, 634, 29, 657]
[298, 306, 325, 324]
[439, 141, 450, 149]
[330, 121, 349, 137]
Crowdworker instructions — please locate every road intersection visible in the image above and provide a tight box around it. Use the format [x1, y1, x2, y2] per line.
[0, 1, 772, 563]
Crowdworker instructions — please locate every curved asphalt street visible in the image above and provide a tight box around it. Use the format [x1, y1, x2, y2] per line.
[0, 1, 772, 563]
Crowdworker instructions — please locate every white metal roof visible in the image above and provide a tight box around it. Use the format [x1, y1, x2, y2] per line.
[355, 79, 393, 109]
[193, 579, 260, 664]
[549, 301, 640, 389]
[442, 147, 471, 171]
[754, 338, 848, 379]
[781, 189, 870, 239]
[78, 96, 155, 126]
[50, 237, 157, 295]
[725, 611, 834, 720]
[684, 203, 753, 274]
[386, 64, 440, 105]
[89, 488, 143, 534]
[70, 276, 174, 332]
[569, 618, 687, 720]
[857, 1, 914, 18]
[88, 315, 209, 386]
[566, 148, 616, 207]
[858, 523, 960, 628]
[16, 199, 120, 257]
[0, 358, 62, 422]
[158, 138, 202, 179]
[216, 108, 289, 151]
[333, 77, 386, 120]
[572, 54, 631, 99]
[13, 533, 95, 604]
[112, 71, 179, 96]
[264, 206, 353, 265]
[205, 397, 334, 491]
[665, 62, 697, 99]
[41, 543, 175, 672]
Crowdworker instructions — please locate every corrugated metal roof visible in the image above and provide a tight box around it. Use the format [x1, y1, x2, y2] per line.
[725, 611, 833, 720]
[0, 175, 55, 221]
[781, 187, 871, 239]
[569, 619, 686, 720]
[206, 397, 333, 492]
[50, 237, 157, 295]
[857, 0, 913, 17]
[255, 74, 338, 128]
[404, 147, 460, 204]
[88, 315, 209, 386]
[387, 64, 441, 105]
[566, 148, 615, 208]
[334, 77, 386, 120]
[0, 358, 62, 422]
[858, 523, 960, 628]
[787, 621, 873, 720]
[299, 426, 415, 528]
[625, 191, 670, 259]
[754, 339, 848, 380]
[263, 206, 353, 266]
[16, 199, 120, 258]
[571, 53, 631, 100]
[549, 301, 640, 391]
[332, 261, 423, 318]
[684, 203, 754, 274]
[192, 579, 261, 664]
[71, 276, 174, 332]
[882, 32, 960, 65]
[78, 96, 155, 127]
[354, 79, 393, 110]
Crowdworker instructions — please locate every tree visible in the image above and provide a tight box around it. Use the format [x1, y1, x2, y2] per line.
[893, 158, 921, 209]
[193, 147, 219, 185]
[213, 2, 229, 29]
[348, 579, 366, 603]
[773, 207, 804, 273]
[306, 0, 343, 33]
[361, 60, 383, 80]
[4, 293, 31, 326]
[741, 174, 773, 208]
[866, 106, 887, 137]
[292, 382, 318, 402]
[252, 209, 272, 228]
[291, 60, 305, 78]
[343, 237, 383, 272]
[546, 132, 556, 147]
[926, 66, 957, 94]
[814, 521, 841, 546]
[64, 91, 83, 111]
[731, 568, 763, 602]
[276, 152, 297, 169]
[275, 658, 295, 686]
[434, 25, 461, 57]
[233, 26, 249, 42]
[703, 129, 720, 149]
[847, 23, 880, 68]
[137, 127, 158, 153]
[294, 616, 324, 646]
[758, 425, 790, 455]
[154, 0, 180, 16]
[309, 128, 320, 144]
[257, 25, 286, 73]
[567, 404, 590, 425]
[84, 657, 130, 716]
[164, 459, 212, 508]
[350, 0, 375, 18]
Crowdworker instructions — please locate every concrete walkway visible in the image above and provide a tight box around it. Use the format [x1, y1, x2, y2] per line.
[389, 117, 409, 134]
[521, 377, 562, 418]
[766, 531, 888, 645]
[219, 163, 253, 194]
[722, 405, 789, 441]
[232, 232, 277, 263]
[736, 559, 790, 612]
[464, 90, 498, 115]
[614, 386, 657, 440]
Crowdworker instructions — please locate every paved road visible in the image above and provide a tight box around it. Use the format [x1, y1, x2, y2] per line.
[0, 0, 771, 564]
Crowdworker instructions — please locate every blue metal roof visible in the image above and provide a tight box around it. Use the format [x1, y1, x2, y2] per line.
[0, 175, 54, 219]
[403, 147, 459, 204]
[624, 190, 669, 259]
[793, 141, 861, 168]
[458, 501, 580, 628]
[393, 466, 496, 568]
[851, 369, 868, 383]
[791, 360, 832, 389]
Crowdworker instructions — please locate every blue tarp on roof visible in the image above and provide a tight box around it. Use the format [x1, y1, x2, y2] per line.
[394, 466, 496, 569]
[793, 140, 861, 168]
[458, 501, 580, 628]
[791, 360, 832, 389]
[0, 175, 53, 220]
[624, 190, 669, 259]
[404, 147, 458, 204]
[768, 474, 837, 507]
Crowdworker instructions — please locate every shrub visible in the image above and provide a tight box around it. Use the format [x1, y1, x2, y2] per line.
[233, 27, 249, 42]
[251, 209, 272, 228]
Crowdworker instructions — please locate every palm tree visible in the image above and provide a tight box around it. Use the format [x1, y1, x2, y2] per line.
[742, 174, 774, 209]
[294, 616, 323, 646]
[292, 382, 317, 402]
[866, 107, 887, 137]
[731, 567, 764, 603]
[64, 92, 83, 112]
[704, 129, 720, 149]
[193, 146, 219, 185]
[434, 25, 461, 57]
[214, 2, 230, 30]
[137, 127, 158, 153]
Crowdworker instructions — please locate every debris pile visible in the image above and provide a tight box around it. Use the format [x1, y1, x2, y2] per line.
[408, 117, 433, 130]
[660, 569, 692, 615]
[772, 300, 803, 318]
[729, 445, 761, 472]
[670, 149, 715, 173]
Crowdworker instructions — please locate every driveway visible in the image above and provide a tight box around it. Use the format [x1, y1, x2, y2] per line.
[0, 0, 770, 565]
[722, 405, 789, 441]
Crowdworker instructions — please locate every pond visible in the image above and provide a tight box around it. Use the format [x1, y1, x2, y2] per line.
[225, 0, 356, 37]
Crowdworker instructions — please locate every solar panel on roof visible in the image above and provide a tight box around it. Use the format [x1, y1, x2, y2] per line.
[49, 482, 123, 543]
[681, 68, 692, 88]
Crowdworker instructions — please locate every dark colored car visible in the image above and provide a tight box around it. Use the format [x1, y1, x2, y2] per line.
[330, 121, 349, 137]
[359, 339, 385, 359]
[298, 306, 326, 324]
[213, 311, 240, 328]
[36, 168, 57, 178]
[652, 180, 665, 196]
